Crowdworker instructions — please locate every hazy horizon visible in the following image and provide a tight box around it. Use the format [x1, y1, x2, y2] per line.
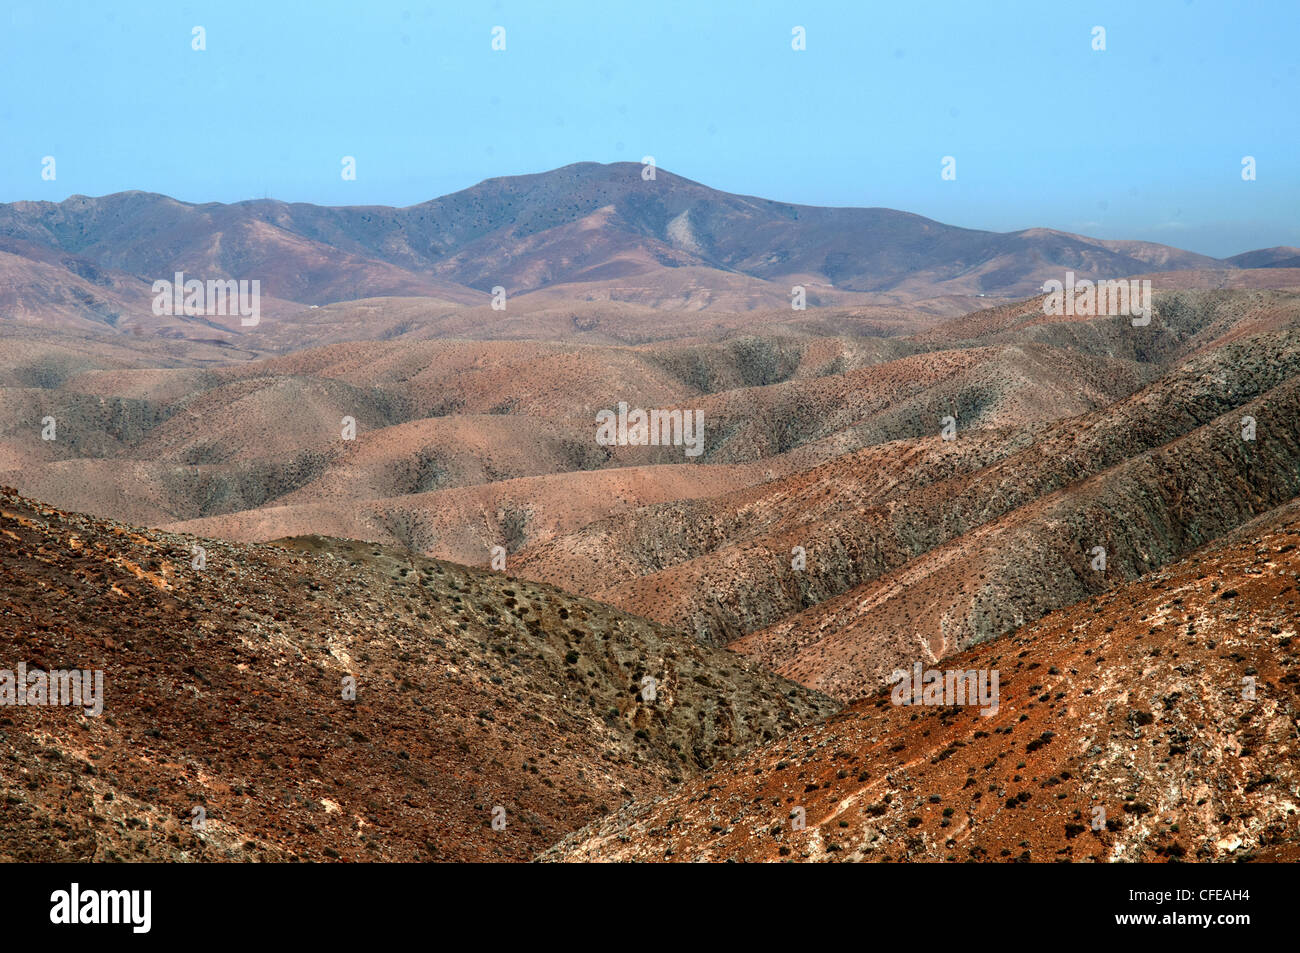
[3, 0, 1297, 257]
[6, 157, 1298, 264]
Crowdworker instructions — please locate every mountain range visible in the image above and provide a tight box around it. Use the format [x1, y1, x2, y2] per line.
[5, 162, 1298, 340]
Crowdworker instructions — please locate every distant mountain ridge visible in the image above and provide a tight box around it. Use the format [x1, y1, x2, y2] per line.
[0, 162, 1284, 329]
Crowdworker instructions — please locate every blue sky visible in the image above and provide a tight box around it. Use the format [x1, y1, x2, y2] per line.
[2, 0, 1296, 257]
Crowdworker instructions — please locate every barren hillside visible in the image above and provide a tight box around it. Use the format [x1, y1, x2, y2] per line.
[543, 503, 1300, 862]
[0, 488, 834, 862]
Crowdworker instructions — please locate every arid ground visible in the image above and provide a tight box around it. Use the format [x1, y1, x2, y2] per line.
[3, 167, 1299, 861]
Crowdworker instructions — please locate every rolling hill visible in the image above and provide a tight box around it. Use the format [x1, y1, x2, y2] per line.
[0, 486, 835, 862]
